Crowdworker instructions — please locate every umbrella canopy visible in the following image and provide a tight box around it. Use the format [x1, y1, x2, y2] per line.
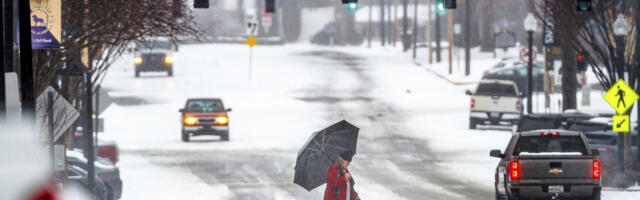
[294, 120, 359, 191]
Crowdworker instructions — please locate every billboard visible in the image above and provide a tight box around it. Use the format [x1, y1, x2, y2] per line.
[30, 0, 62, 49]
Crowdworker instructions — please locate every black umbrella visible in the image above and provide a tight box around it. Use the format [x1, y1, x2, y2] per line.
[294, 120, 359, 191]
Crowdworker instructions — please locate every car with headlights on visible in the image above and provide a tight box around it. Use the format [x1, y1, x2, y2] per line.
[133, 37, 176, 77]
[179, 98, 232, 142]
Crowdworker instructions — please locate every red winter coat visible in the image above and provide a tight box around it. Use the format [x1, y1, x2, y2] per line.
[324, 165, 359, 200]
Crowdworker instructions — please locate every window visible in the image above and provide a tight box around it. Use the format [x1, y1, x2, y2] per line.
[513, 136, 587, 155]
[475, 83, 517, 97]
[186, 100, 225, 112]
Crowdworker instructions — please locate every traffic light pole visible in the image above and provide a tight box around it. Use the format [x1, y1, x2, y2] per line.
[464, 0, 470, 76]
[1, 1, 5, 122]
[18, 0, 35, 124]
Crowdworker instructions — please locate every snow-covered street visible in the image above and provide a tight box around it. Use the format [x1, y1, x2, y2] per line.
[98, 43, 640, 200]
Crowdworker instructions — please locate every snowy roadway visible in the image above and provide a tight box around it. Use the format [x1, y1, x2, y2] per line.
[99, 44, 639, 199]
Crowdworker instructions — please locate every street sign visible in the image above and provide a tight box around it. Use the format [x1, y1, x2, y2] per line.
[245, 36, 258, 48]
[30, 0, 61, 49]
[604, 79, 639, 114]
[36, 86, 81, 142]
[613, 115, 630, 133]
[494, 29, 516, 49]
[245, 20, 258, 36]
[543, 14, 556, 46]
[453, 24, 461, 35]
[520, 47, 537, 63]
[262, 15, 272, 28]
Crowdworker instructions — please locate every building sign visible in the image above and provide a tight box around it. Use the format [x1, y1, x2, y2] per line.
[30, 0, 62, 49]
[494, 29, 516, 49]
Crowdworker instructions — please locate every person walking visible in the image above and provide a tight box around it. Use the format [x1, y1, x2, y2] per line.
[324, 150, 360, 200]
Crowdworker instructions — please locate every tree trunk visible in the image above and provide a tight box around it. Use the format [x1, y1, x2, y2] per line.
[561, 43, 577, 111]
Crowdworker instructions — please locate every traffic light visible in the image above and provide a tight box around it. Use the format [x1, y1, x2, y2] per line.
[577, 0, 591, 12]
[436, 0, 447, 16]
[342, 0, 358, 13]
[266, 0, 276, 13]
[194, 0, 209, 9]
[577, 53, 588, 72]
[444, 0, 456, 9]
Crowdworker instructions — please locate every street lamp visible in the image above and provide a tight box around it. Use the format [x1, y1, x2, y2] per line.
[524, 13, 538, 114]
[613, 13, 628, 173]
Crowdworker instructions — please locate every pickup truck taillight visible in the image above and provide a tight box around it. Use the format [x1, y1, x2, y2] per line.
[509, 160, 520, 180]
[516, 100, 521, 110]
[470, 99, 475, 109]
[593, 160, 601, 179]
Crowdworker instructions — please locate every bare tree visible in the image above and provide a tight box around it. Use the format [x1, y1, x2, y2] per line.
[29, 0, 202, 146]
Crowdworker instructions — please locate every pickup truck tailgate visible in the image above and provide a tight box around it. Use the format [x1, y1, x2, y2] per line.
[473, 95, 520, 113]
[519, 156, 596, 179]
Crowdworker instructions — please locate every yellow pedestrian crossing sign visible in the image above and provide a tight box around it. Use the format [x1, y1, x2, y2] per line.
[612, 115, 630, 133]
[603, 79, 639, 114]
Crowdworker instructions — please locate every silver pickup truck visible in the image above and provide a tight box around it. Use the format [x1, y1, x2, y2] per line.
[490, 130, 601, 200]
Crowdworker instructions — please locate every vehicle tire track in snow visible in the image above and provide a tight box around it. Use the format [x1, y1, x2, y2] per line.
[297, 50, 493, 200]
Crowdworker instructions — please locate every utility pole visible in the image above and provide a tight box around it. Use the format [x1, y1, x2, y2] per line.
[435, 3, 441, 62]
[82, 0, 95, 191]
[380, 0, 386, 46]
[392, 0, 398, 46]
[412, 0, 418, 59]
[447, 7, 453, 74]
[387, 0, 392, 46]
[18, 0, 35, 123]
[367, 0, 372, 48]
[401, 0, 407, 51]
[3, 0, 12, 73]
[464, 0, 470, 76]
[1, 0, 6, 122]
[427, 0, 433, 64]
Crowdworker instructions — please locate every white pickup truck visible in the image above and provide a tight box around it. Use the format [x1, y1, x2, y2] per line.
[466, 80, 524, 129]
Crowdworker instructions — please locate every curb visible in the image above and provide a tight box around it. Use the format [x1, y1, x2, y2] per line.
[413, 61, 477, 86]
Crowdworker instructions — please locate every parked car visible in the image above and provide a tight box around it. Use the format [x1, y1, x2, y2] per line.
[66, 164, 109, 200]
[133, 37, 177, 77]
[73, 128, 120, 165]
[67, 150, 123, 200]
[466, 80, 524, 129]
[179, 98, 232, 142]
[491, 130, 601, 200]
[482, 66, 545, 94]
[98, 139, 119, 165]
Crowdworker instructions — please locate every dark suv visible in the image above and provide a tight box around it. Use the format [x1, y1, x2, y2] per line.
[179, 98, 232, 142]
[133, 38, 176, 77]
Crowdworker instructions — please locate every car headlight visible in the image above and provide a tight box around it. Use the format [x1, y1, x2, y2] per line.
[184, 116, 198, 126]
[215, 116, 229, 125]
[134, 57, 142, 64]
[164, 56, 174, 64]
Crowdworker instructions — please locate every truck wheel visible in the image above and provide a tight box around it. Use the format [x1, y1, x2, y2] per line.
[167, 69, 173, 77]
[181, 132, 189, 142]
[469, 119, 477, 129]
[135, 70, 140, 77]
[221, 132, 229, 141]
